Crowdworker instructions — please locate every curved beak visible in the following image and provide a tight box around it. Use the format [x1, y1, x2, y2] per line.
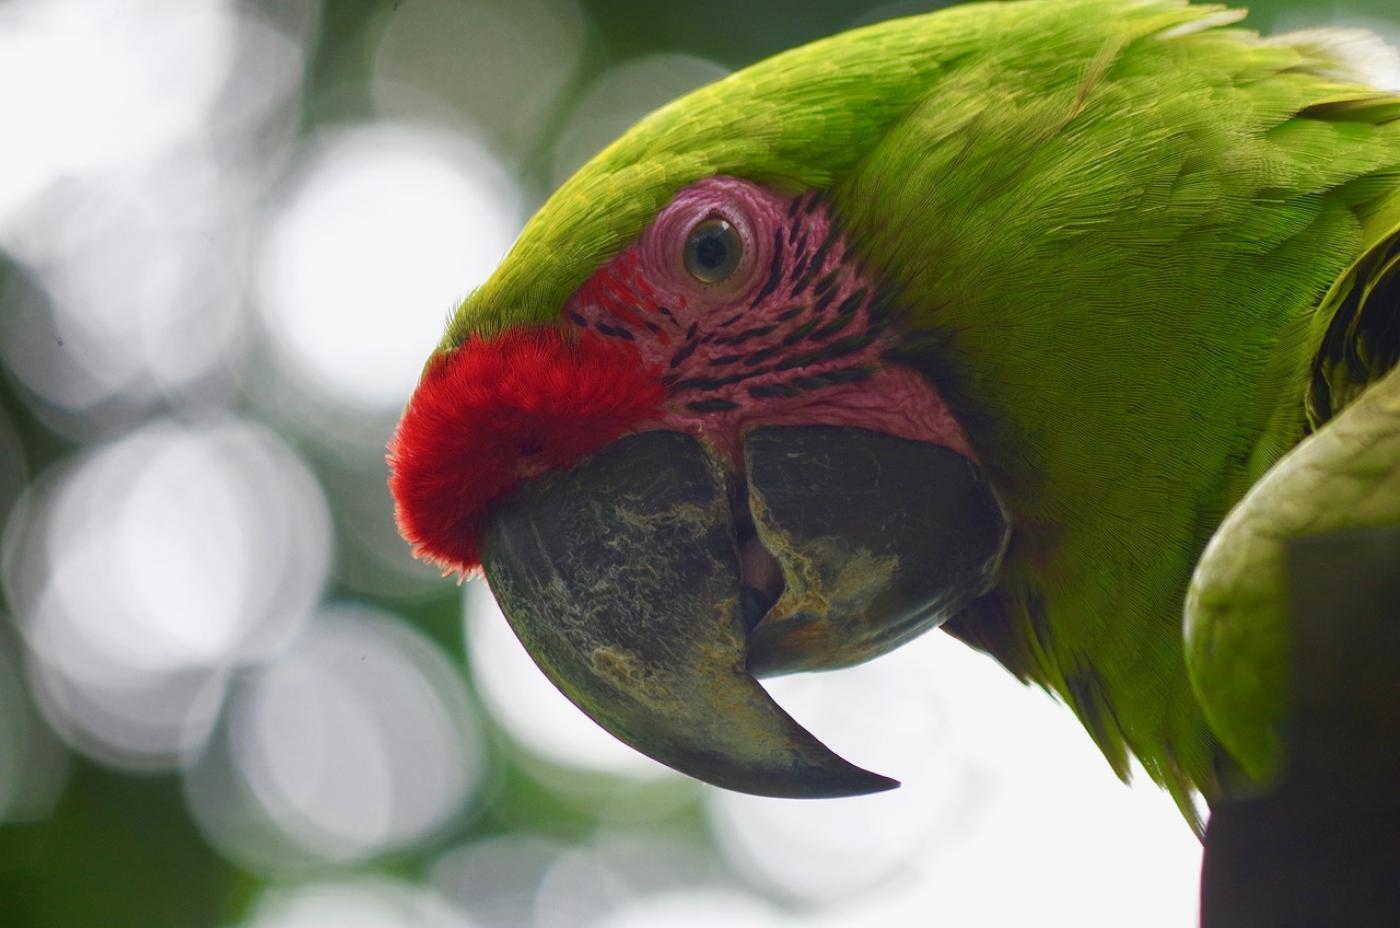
[482, 430, 895, 797]
[481, 428, 1008, 798]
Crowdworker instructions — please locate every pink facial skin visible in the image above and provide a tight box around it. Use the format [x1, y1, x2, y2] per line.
[564, 176, 973, 468]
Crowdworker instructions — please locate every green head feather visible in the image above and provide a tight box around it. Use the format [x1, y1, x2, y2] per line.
[443, 0, 1228, 349]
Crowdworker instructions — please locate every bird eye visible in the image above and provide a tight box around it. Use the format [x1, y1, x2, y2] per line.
[683, 217, 742, 283]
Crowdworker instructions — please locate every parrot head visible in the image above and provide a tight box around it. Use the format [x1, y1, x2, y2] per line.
[389, 180, 1012, 796]
[388, 15, 1014, 797]
[388, 0, 1397, 811]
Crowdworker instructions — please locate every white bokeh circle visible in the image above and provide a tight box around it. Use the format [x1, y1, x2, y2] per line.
[256, 123, 521, 411]
[0, 416, 332, 769]
[188, 603, 486, 868]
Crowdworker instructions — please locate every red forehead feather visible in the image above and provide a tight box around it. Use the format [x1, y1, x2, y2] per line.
[387, 329, 666, 577]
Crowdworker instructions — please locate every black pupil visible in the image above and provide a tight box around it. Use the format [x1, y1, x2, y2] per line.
[696, 232, 728, 270]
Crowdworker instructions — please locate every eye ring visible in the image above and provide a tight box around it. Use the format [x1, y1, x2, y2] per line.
[683, 217, 743, 284]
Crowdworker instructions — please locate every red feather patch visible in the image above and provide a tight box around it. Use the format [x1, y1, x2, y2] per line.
[387, 329, 666, 577]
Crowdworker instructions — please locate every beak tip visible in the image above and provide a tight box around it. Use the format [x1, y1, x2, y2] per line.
[761, 763, 899, 799]
[838, 770, 902, 798]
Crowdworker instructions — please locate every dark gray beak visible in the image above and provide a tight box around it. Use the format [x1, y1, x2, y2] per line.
[481, 427, 1008, 798]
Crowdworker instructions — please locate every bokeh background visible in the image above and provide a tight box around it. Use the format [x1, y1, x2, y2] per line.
[0, 1, 1396, 926]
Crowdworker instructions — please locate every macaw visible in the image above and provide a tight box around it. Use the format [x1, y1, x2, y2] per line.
[388, 0, 1400, 828]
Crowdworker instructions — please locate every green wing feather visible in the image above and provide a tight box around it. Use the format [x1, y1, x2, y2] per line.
[1186, 229, 1400, 785]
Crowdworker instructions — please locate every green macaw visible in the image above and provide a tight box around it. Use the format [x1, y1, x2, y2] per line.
[388, 0, 1400, 828]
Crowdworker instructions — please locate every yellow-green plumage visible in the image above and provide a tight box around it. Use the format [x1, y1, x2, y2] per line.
[444, 0, 1400, 828]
